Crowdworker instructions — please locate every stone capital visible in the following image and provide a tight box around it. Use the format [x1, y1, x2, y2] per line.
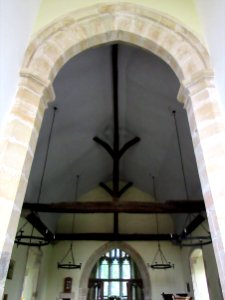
[19, 69, 55, 107]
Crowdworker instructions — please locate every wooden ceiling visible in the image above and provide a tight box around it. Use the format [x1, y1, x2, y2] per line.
[22, 43, 204, 241]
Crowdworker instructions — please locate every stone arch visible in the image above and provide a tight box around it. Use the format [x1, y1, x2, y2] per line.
[79, 241, 151, 300]
[1, 2, 225, 298]
[22, 3, 210, 83]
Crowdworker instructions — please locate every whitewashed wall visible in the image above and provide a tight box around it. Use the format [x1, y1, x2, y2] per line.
[195, 0, 225, 111]
[3, 218, 222, 300]
[181, 221, 223, 300]
[3, 218, 53, 300]
[46, 240, 186, 300]
[3, 242, 28, 300]
[0, 0, 41, 131]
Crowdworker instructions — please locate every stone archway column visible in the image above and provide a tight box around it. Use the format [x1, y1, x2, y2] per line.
[178, 70, 225, 296]
[0, 72, 55, 296]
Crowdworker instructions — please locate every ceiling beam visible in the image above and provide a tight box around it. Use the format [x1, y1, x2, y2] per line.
[25, 212, 54, 241]
[112, 43, 119, 197]
[93, 45, 140, 199]
[179, 214, 206, 238]
[23, 200, 205, 214]
[54, 233, 178, 241]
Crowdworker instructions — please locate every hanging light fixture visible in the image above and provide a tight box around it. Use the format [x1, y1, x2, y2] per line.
[57, 175, 82, 269]
[172, 110, 211, 247]
[147, 176, 174, 270]
[15, 107, 57, 247]
[15, 220, 51, 247]
[178, 214, 212, 247]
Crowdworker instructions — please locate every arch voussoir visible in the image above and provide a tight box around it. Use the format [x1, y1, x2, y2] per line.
[37, 40, 66, 79]
[22, 7, 210, 84]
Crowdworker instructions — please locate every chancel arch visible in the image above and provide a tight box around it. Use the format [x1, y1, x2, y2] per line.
[1, 2, 225, 299]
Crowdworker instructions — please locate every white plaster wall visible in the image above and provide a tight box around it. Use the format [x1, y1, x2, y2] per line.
[46, 240, 186, 300]
[195, 0, 225, 111]
[4, 217, 221, 300]
[21, 248, 42, 300]
[181, 221, 223, 300]
[132, 241, 186, 296]
[3, 243, 28, 300]
[46, 241, 104, 300]
[0, 0, 41, 131]
[3, 217, 32, 300]
[58, 212, 174, 234]
[36, 245, 53, 300]
[57, 185, 174, 234]
[3, 218, 53, 300]
[33, 0, 203, 38]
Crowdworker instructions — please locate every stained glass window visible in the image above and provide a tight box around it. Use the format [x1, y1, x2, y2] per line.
[89, 248, 143, 300]
[95, 249, 134, 299]
[100, 259, 109, 279]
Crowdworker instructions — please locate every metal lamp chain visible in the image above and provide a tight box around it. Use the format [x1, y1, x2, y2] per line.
[172, 110, 189, 200]
[37, 106, 58, 204]
[15, 107, 57, 247]
[57, 174, 82, 269]
[172, 110, 211, 247]
[72, 175, 80, 234]
[148, 175, 174, 269]
[152, 175, 160, 247]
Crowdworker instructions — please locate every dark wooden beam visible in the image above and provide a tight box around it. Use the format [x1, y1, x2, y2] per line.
[93, 137, 114, 157]
[112, 44, 119, 197]
[93, 45, 140, 199]
[54, 233, 178, 241]
[25, 212, 54, 241]
[23, 200, 205, 214]
[118, 182, 133, 197]
[99, 182, 114, 196]
[180, 214, 206, 238]
[119, 137, 140, 158]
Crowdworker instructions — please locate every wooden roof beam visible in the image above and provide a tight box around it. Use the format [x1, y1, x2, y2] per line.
[54, 233, 178, 241]
[23, 200, 205, 214]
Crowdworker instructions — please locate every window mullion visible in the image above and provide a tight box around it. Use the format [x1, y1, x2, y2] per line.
[93, 248, 135, 300]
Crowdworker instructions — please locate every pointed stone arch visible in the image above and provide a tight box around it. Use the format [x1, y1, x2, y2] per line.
[22, 3, 210, 83]
[79, 241, 151, 300]
[1, 2, 225, 298]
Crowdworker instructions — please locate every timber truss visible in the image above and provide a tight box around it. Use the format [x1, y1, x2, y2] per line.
[21, 44, 207, 245]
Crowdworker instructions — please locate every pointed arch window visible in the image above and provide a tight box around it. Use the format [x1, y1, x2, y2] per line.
[88, 248, 143, 300]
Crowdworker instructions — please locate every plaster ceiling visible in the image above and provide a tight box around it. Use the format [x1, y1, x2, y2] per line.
[24, 43, 203, 232]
